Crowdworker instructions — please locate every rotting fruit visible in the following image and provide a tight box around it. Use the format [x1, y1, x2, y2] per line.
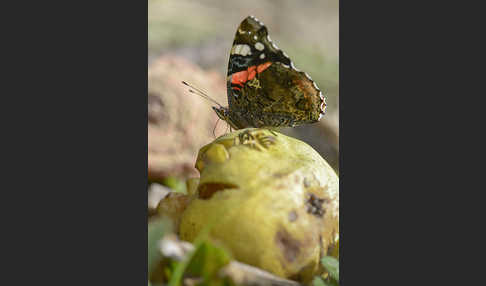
[178, 128, 339, 284]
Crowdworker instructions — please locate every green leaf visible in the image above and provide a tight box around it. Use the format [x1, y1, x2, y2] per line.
[167, 248, 192, 286]
[313, 276, 339, 286]
[148, 217, 172, 275]
[185, 240, 231, 279]
[321, 256, 339, 281]
[168, 225, 231, 286]
[162, 177, 187, 194]
[313, 276, 327, 286]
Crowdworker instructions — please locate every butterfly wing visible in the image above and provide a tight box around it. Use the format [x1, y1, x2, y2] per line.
[226, 16, 326, 128]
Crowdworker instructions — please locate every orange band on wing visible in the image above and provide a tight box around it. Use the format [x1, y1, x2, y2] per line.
[248, 69, 256, 81]
[231, 63, 271, 89]
[257, 62, 272, 73]
[231, 70, 249, 86]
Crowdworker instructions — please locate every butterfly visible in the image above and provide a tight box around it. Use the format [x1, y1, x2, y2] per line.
[184, 15, 326, 130]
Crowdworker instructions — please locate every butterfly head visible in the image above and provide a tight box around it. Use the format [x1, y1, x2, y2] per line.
[212, 106, 240, 130]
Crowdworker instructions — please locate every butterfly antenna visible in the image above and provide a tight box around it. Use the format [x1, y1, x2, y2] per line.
[181, 81, 223, 107]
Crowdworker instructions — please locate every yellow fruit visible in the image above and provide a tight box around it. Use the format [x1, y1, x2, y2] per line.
[179, 128, 339, 283]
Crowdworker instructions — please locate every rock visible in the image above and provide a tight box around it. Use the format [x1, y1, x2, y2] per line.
[148, 55, 228, 182]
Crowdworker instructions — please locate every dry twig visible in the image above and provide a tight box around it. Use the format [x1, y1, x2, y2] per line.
[158, 235, 303, 286]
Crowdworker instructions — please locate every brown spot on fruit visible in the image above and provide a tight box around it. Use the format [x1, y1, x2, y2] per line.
[288, 210, 298, 222]
[197, 182, 238, 199]
[303, 177, 311, 188]
[294, 175, 301, 184]
[273, 171, 292, 178]
[305, 193, 327, 217]
[275, 184, 287, 190]
[275, 229, 300, 262]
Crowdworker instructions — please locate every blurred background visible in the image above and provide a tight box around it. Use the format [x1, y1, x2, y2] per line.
[148, 0, 339, 183]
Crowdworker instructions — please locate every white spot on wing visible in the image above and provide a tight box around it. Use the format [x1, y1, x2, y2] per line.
[253, 35, 258, 40]
[252, 16, 263, 26]
[233, 45, 242, 55]
[255, 42, 264, 51]
[290, 61, 300, 71]
[321, 94, 326, 106]
[265, 35, 280, 50]
[241, 44, 251, 56]
[319, 94, 326, 119]
[232, 44, 252, 56]
[260, 53, 265, 59]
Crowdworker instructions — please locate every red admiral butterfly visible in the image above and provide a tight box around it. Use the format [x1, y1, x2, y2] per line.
[184, 15, 326, 130]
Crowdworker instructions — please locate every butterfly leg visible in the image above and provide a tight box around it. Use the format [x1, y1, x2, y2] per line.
[212, 118, 221, 138]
